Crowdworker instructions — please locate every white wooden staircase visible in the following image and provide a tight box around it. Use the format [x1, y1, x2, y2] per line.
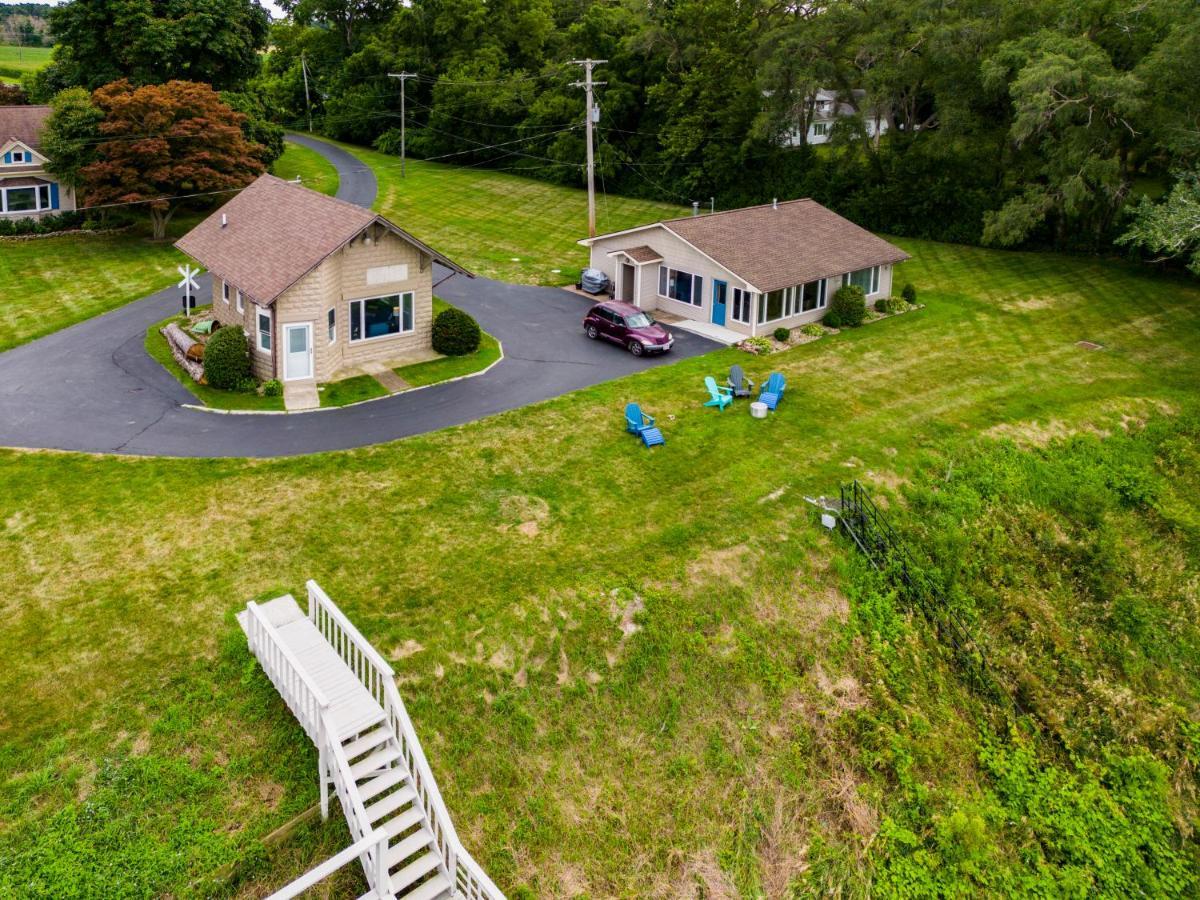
[237, 581, 504, 900]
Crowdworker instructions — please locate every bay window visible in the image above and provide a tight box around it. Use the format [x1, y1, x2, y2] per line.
[0, 183, 52, 214]
[657, 265, 703, 307]
[349, 292, 414, 342]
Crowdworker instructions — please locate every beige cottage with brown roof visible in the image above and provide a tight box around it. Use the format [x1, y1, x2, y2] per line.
[176, 174, 469, 384]
[580, 199, 908, 337]
[1, 105, 76, 220]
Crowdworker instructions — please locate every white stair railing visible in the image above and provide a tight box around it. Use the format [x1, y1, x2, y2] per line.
[245, 601, 330, 746]
[307, 581, 506, 900]
[265, 826, 390, 900]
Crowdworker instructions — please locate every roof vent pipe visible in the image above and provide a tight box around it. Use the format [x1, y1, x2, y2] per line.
[772, 197, 778, 210]
[221, 213, 227, 228]
[692, 201, 699, 217]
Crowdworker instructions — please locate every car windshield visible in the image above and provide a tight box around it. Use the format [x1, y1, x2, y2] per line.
[625, 312, 654, 328]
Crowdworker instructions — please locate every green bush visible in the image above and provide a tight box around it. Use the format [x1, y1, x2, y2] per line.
[801, 323, 825, 337]
[742, 336, 772, 355]
[902, 282, 917, 304]
[261, 379, 282, 397]
[829, 284, 867, 328]
[877, 296, 901, 314]
[431, 307, 481, 356]
[773, 326, 791, 342]
[203, 326, 251, 390]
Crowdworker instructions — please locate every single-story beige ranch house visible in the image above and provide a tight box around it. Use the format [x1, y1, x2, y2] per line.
[176, 173, 470, 384]
[0, 105, 76, 219]
[579, 199, 909, 338]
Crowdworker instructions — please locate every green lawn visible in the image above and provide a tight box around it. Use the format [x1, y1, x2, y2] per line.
[0, 219, 194, 354]
[272, 139, 339, 196]
[318, 373, 387, 407]
[2, 237, 1199, 896]
[338, 139, 684, 285]
[395, 297, 502, 386]
[0, 43, 52, 80]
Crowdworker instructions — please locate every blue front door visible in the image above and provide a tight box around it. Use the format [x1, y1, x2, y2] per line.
[712, 280, 728, 326]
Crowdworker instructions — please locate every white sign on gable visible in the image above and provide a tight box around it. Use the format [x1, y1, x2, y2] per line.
[366, 264, 408, 285]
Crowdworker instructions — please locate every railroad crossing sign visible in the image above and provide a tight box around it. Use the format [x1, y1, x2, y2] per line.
[177, 264, 200, 314]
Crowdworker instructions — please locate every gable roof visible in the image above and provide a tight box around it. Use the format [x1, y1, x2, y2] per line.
[175, 174, 471, 306]
[608, 244, 663, 264]
[584, 199, 909, 293]
[0, 105, 51, 149]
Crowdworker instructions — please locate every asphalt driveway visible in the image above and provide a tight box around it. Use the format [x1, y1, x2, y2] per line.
[0, 137, 720, 458]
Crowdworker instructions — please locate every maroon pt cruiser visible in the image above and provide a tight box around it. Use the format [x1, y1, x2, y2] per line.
[583, 300, 674, 357]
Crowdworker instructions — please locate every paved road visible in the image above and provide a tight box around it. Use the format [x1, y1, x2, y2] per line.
[0, 136, 719, 458]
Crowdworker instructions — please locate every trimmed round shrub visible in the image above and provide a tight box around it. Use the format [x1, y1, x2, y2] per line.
[203, 325, 251, 389]
[828, 284, 867, 328]
[901, 282, 917, 304]
[773, 326, 790, 342]
[431, 306, 481, 356]
[261, 379, 283, 397]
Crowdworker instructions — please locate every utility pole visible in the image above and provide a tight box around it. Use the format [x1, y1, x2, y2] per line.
[301, 53, 313, 132]
[388, 72, 418, 177]
[570, 59, 607, 238]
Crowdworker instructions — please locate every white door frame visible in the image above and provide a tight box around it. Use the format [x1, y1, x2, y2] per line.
[283, 322, 314, 381]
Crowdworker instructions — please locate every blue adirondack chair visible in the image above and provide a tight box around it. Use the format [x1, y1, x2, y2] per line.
[625, 402, 665, 447]
[704, 376, 733, 411]
[759, 372, 786, 410]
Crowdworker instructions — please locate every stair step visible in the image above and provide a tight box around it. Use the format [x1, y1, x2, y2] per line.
[386, 827, 434, 870]
[383, 806, 425, 838]
[365, 784, 417, 822]
[389, 849, 441, 893]
[402, 873, 453, 900]
[358, 768, 407, 803]
[351, 746, 403, 780]
[342, 725, 392, 761]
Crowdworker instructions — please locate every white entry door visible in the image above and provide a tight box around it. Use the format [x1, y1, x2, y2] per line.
[284, 323, 313, 380]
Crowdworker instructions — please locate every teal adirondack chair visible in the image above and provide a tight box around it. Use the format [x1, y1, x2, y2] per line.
[625, 402, 665, 447]
[704, 376, 733, 411]
[759, 372, 786, 410]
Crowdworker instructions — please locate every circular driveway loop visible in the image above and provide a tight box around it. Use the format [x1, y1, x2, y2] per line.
[0, 136, 720, 458]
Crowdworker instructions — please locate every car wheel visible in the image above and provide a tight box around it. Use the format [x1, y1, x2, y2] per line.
[629, 340, 644, 357]
[586, 325, 599, 339]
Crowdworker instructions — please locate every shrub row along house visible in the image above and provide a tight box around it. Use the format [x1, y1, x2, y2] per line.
[175, 174, 470, 385]
[0, 105, 75, 219]
[580, 199, 909, 337]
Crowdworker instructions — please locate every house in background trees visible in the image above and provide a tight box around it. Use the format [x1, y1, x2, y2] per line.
[0, 105, 74, 219]
[176, 174, 470, 386]
[779, 89, 891, 147]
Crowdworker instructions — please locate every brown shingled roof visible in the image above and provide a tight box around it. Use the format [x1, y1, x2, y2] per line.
[175, 174, 470, 306]
[593, 199, 909, 293]
[608, 244, 663, 264]
[0, 105, 51, 149]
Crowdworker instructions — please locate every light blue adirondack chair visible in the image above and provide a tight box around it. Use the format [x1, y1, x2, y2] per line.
[758, 372, 786, 410]
[704, 376, 733, 411]
[625, 402, 665, 447]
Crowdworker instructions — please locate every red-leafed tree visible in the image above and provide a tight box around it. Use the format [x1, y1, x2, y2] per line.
[81, 80, 267, 240]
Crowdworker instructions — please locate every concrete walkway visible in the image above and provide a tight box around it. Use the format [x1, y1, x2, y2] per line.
[0, 135, 721, 458]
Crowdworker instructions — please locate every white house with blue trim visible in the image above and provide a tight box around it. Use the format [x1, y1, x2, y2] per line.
[0, 105, 75, 220]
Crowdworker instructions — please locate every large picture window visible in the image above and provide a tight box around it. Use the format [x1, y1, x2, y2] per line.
[349, 293, 414, 342]
[657, 266, 703, 307]
[731, 288, 753, 324]
[845, 266, 880, 294]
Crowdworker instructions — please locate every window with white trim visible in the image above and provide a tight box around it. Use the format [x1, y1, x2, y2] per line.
[327, 307, 336, 343]
[349, 292, 414, 342]
[255, 306, 271, 353]
[731, 288, 753, 324]
[1, 183, 52, 214]
[844, 266, 880, 294]
[657, 265, 703, 307]
[801, 279, 826, 312]
[812, 122, 829, 136]
[236, 289, 244, 314]
[222, 281, 230, 304]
